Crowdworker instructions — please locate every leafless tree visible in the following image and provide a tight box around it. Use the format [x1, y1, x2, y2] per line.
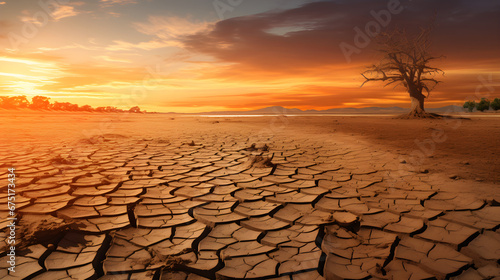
[361, 27, 444, 118]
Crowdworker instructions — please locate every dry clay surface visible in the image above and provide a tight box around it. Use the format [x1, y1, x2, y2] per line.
[0, 115, 499, 280]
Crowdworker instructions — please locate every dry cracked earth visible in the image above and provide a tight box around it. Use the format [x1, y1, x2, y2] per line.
[1, 129, 499, 280]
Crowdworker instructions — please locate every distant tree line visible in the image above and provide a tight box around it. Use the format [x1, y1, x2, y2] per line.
[463, 98, 500, 112]
[0, 95, 143, 113]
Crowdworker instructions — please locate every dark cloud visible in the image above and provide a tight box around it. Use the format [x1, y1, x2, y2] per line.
[182, 0, 500, 75]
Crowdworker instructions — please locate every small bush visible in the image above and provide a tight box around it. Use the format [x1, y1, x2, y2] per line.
[463, 100, 476, 112]
[491, 98, 500, 111]
[476, 98, 490, 112]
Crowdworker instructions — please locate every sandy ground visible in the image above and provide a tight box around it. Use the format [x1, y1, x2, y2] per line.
[328, 115, 500, 184]
[0, 111, 499, 280]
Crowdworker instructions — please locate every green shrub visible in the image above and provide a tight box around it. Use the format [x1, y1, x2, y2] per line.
[463, 101, 476, 112]
[491, 98, 500, 111]
[475, 98, 490, 112]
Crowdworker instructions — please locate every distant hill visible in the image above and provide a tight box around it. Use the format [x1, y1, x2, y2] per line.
[426, 105, 467, 113]
[196, 105, 466, 115]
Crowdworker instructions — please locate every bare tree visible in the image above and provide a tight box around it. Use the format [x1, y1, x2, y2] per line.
[361, 27, 444, 118]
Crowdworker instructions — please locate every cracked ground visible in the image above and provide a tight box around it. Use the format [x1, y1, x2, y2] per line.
[0, 115, 499, 280]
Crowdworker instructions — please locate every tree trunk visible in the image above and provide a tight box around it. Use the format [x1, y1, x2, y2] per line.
[410, 93, 425, 114]
[397, 90, 442, 119]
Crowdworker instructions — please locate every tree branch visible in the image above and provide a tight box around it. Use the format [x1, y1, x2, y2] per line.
[360, 25, 444, 100]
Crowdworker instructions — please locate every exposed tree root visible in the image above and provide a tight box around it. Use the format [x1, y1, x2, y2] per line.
[396, 111, 443, 119]
[395, 111, 469, 120]
[247, 155, 276, 168]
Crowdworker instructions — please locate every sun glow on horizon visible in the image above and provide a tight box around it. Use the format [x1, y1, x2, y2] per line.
[0, 1, 498, 113]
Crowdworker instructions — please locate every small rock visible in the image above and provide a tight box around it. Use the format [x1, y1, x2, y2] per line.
[400, 159, 407, 164]
[460, 161, 470, 165]
[420, 169, 429, 174]
[475, 178, 483, 182]
[450, 175, 459, 180]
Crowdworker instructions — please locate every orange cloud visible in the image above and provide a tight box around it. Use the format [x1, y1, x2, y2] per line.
[39, 65, 149, 91]
[106, 40, 169, 51]
[20, 3, 83, 25]
[51, 5, 80, 21]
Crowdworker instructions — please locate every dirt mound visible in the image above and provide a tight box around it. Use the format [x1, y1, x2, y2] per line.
[247, 155, 275, 168]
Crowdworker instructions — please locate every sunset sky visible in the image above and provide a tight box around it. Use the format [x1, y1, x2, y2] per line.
[0, 0, 499, 112]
